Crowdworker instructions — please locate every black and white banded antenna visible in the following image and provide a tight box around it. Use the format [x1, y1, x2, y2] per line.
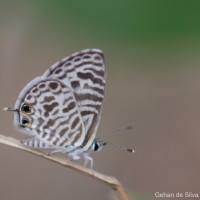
[102, 140, 135, 153]
[100, 125, 133, 136]
[93, 125, 135, 153]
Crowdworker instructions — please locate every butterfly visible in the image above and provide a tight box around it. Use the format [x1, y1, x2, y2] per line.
[5, 49, 107, 167]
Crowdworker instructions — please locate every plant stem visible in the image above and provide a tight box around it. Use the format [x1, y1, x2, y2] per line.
[0, 134, 131, 200]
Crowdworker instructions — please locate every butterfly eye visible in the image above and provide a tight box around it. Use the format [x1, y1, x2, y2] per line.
[20, 102, 33, 114]
[93, 142, 99, 151]
[21, 118, 31, 127]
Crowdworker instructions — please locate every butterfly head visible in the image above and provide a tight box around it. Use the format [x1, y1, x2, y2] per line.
[91, 140, 106, 152]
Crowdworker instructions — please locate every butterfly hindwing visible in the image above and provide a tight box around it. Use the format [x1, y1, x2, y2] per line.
[15, 78, 86, 152]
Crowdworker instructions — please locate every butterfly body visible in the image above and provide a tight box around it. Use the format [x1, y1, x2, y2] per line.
[13, 49, 106, 165]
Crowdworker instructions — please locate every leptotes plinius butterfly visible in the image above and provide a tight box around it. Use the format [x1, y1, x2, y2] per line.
[5, 49, 134, 167]
[5, 49, 107, 167]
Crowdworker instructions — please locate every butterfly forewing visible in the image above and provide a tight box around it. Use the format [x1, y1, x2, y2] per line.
[43, 49, 106, 149]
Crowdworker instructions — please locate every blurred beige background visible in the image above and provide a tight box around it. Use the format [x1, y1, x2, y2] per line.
[1, 1, 200, 200]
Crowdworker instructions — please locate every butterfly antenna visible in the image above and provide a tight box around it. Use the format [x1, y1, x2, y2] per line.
[102, 140, 135, 153]
[101, 125, 133, 136]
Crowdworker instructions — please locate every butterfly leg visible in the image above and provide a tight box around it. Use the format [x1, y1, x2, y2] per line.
[68, 153, 81, 161]
[73, 155, 81, 160]
[83, 154, 93, 168]
[46, 149, 62, 156]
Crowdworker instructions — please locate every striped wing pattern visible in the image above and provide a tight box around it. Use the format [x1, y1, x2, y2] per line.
[43, 49, 106, 149]
[14, 49, 106, 158]
[17, 79, 85, 151]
